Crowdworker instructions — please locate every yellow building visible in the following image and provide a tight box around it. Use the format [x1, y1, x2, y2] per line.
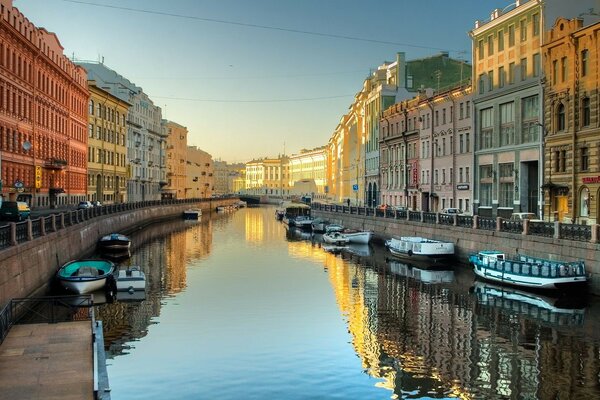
[87, 81, 129, 204]
[288, 147, 327, 199]
[245, 157, 288, 196]
[163, 120, 188, 199]
[542, 19, 600, 224]
[232, 168, 246, 193]
[185, 146, 214, 199]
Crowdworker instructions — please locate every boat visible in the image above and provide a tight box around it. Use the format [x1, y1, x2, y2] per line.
[115, 266, 146, 292]
[385, 237, 454, 259]
[275, 208, 285, 220]
[388, 259, 455, 284]
[56, 259, 115, 294]
[322, 231, 350, 245]
[311, 218, 329, 233]
[281, 202, 311, 227]
[324, 224, 344, 233]
[235, 200, 247, 208]
[182, 208, 202, 220]
[97, 233, 131, 251]
[471, 281, 585, 326]
[469, 251, 587, 290]
[293, 215, 314, 230]
[342, 230, 372, 244]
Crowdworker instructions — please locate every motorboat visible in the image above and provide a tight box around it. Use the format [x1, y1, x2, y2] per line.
[97, 233, 131, 252]
[469, 251, 587, 290]
[324, 224, 344, 233]
[293, 215, 314, 230]
[388, 259, 455, 284]
[385, 237, 454, 259]
[311, 218, 329, 233]
[322, 231, 350, 245]
[182, 208, 202, 220]
[56, 259, 115, 294]
[281, 202, 311, 227]
[471, 281, 585, 326]
[115, 265, 146, 292]
[342, 230, 372, 244]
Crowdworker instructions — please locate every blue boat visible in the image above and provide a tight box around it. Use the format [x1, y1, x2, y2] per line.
[56, 259, 115, 294]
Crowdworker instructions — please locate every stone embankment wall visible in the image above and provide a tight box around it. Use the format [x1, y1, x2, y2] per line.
[313, 210, 600, 295]
[0, 200, 237, 307]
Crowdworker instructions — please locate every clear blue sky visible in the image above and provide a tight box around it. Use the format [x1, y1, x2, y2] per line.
[17, 0, 510, 163]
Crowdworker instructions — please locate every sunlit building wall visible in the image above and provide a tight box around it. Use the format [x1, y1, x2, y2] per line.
[244, 156, 288, 196]
[86, 81, 130, 204]
[288, 146, 327, 199]
[185, 146, 213, 199]
[163, 120, 187, 199]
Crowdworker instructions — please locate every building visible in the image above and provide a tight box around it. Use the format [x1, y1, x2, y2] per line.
[288, 146, 327, 199]
[185, 146, 213, 199]
[232, 168, 246, 193]
[86, 81, 130, 204]
[542, 18, 600, 224]
[77, 62, 166, 202]
[163, 120, 187, 199]
[244, 156, 288, 196]
[0, 0, 89, 208]
[470, 0, 598, 219]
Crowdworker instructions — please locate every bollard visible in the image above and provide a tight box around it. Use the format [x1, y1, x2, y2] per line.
[496, 217, 502, 232]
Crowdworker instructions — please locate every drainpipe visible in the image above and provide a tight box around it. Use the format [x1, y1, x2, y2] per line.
[426, 99, 435, 213]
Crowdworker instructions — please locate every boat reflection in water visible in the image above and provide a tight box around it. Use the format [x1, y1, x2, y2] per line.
[471, 281, 586, 326]
[285, 226, 313, 241]
[388, 259, 455, 284]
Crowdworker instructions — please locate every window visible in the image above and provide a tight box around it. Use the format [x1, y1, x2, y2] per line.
[508, 24, 515, 46]
[581, 147, 589, 171]
[560, 150, 566, 172]
[435, 110, 439, 126]
[466, 167, 470, 182]
[582, 97, 591, 127]
[443, 108, 446, 124]
[466, 133, 470, 152]
[533, 53, 540, 77]
[498, 66, 505, 88]
[520, 57, 527, 81]
[479, 165, 493, 206]
[521, 95, 539, 143]
[459, 134, 464, 153]
[479, 108, 493, 150]
[553, 60, 558, 84]
[557, 103, 566, 131]
[581, 187, 590, 217]
[520, 19, 527, 42]
[533, 13, 540, 36]
[488, 70, 494, 91]
[478, 74, 485, 94]
[500, 102, 514, 146]
[466, 101, 471, 118]
[459, 168, 463, 182]
[561, 57, 567, 82]
[89, 100, 94, 115]
[478, 40, 484, 60]
[460, 103, 464, 119]
[488, 35, 494, 56]
[499, 163, 514, 207]
[581, 50, 589, 77]
[497, 29, 504, 51]
[508, 62, 515, 84]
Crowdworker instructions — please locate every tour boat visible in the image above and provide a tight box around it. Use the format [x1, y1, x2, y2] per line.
[322, 231, 350, 245]
[388, 259, 455, 284]
[469, 251, 587, 290]
[281, 202, 311, 227]
[115, 266, 146, 292]
[56, 259, 115, 294]
[97, 233, 131, 251]
[182, 208, 202, 220]
[311, 218, 329, 233]
[293, 215, 314, 230]
[471, 281, 585, 326]
[342, 230, 372, 244]
[385, 237, 454, 259]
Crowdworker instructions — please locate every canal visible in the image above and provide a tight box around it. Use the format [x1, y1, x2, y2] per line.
[94, 206, 600, 400]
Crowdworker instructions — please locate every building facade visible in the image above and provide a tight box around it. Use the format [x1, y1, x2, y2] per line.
[0, 0, 89, 208]
[163, 120, 187, 199]
[185, 146, 213, 199]
[288, 146, 327, 199]
[542, 18, 600, 224]
[86, 81, 129, 204]
[244, 157, 288, 196]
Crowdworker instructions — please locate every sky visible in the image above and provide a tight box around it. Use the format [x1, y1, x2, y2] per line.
[16, 0, 512, 163]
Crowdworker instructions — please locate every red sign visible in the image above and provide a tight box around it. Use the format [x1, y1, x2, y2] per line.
[582, 176, 600, 184]
[412, 161, 419, 184]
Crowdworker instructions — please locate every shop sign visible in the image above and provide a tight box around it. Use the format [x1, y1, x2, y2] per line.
[582, 176, 600, 184]
[457, 184, 470, 190]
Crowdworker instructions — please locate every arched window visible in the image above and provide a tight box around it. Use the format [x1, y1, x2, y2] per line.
[580, 187, 589, 217]
[557, 103, 565, 131]
[582, 97, 591, 127]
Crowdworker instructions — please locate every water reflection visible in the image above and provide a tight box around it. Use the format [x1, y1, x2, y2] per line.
[97, 206, 600, 399]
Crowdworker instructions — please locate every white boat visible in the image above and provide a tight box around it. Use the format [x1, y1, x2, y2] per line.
[342, 230, 372, 244]
[322, 231, 350, 245]
[97, 233, 131, 251]
[385, 237, 454, 259]
[235, 200, 247, 208]
[182, 208, 202, 220]
[293, 215, 314, 230]
[324, 224, 344, 233]
[115, 266, 146, 292]
[56, 259, 115, 294]
[388, 259, 455, 284]
[472, 281, 585, 326]
[311, 218, 329, 233]
[469, 251, 587, 290]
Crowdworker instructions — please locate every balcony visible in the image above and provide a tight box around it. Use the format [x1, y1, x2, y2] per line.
[45, 158, 67, 170]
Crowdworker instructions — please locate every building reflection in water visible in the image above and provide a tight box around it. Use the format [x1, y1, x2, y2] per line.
[95, 217, 214, 357]
[285, 233, 600, 399]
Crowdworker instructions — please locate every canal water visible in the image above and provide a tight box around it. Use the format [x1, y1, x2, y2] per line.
[94, 206, 600, 400]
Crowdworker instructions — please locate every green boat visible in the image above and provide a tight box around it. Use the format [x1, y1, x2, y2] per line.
[56, 259, 115, 294]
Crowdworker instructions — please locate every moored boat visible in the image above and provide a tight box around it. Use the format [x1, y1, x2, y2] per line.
[322, 231, 350, 245]
[56, 259, 115, 294]
[342, 230, 372, 244]
[469, 251, 587, 290]
[324, 223, 344, 233]
[98, 233, 131, 251]
[385, 237, 454, 259]
[115, 266, 146, 292]
[311, 218, 329, 233]
[281, 202, 311, 227]
[182, 208, 202, 220]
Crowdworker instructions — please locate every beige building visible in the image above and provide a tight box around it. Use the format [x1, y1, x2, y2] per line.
[288, 147, 327, 199]
[232, 168, 246, 193]
[87, 81, 130, 204]
[245, 157, 289, 196]
[185, 146, 213, 199]
[542, 18, 600, 224]
[163, 120, 188, 199]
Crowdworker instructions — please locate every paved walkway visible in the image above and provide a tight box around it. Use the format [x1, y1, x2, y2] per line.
[0, 321, 93, 400]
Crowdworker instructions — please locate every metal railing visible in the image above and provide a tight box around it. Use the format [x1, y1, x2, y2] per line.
[311, 203, 598, 243]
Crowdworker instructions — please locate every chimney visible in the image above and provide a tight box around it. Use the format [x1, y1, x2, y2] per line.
[396, 52, 406, 89]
